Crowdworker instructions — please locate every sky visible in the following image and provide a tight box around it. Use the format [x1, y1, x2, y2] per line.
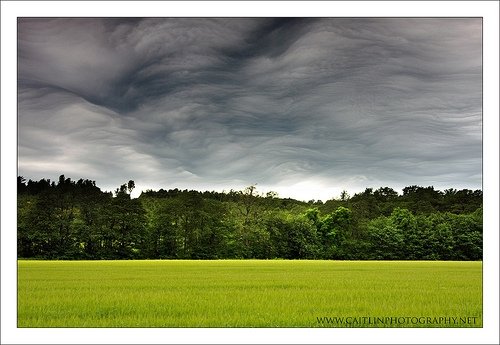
[17, 18, 482, 201]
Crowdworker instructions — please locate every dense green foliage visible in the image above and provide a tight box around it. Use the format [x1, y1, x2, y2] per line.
[17, 175, 482, 260]
[18, 260, 482, 327]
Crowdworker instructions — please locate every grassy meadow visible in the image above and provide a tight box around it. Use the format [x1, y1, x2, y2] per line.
[18, 260, 482, 327]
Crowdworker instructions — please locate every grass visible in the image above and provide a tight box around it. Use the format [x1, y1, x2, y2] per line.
[17, 260, 482, 327]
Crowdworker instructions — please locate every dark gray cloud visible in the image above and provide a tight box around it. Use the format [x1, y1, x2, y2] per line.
[18, 18, 482, 200]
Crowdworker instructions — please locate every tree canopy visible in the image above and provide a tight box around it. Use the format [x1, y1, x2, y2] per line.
[18, 175, 482, 260]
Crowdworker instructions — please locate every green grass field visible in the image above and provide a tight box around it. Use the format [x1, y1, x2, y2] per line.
[18, 260, 482, 328]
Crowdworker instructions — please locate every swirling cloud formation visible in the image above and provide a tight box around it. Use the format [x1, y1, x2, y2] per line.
[18, 18, 482, 200]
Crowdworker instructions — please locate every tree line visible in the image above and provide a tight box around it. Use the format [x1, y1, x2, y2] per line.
[17, 175, 482, 260]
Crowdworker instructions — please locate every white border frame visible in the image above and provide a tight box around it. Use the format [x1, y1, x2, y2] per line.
[2, 1, 499, 344]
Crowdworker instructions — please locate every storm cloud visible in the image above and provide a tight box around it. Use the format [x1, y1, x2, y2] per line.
[18, 18, 482, 200]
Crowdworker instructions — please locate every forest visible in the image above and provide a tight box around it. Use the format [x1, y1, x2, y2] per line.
[17, 175, 483, 260]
